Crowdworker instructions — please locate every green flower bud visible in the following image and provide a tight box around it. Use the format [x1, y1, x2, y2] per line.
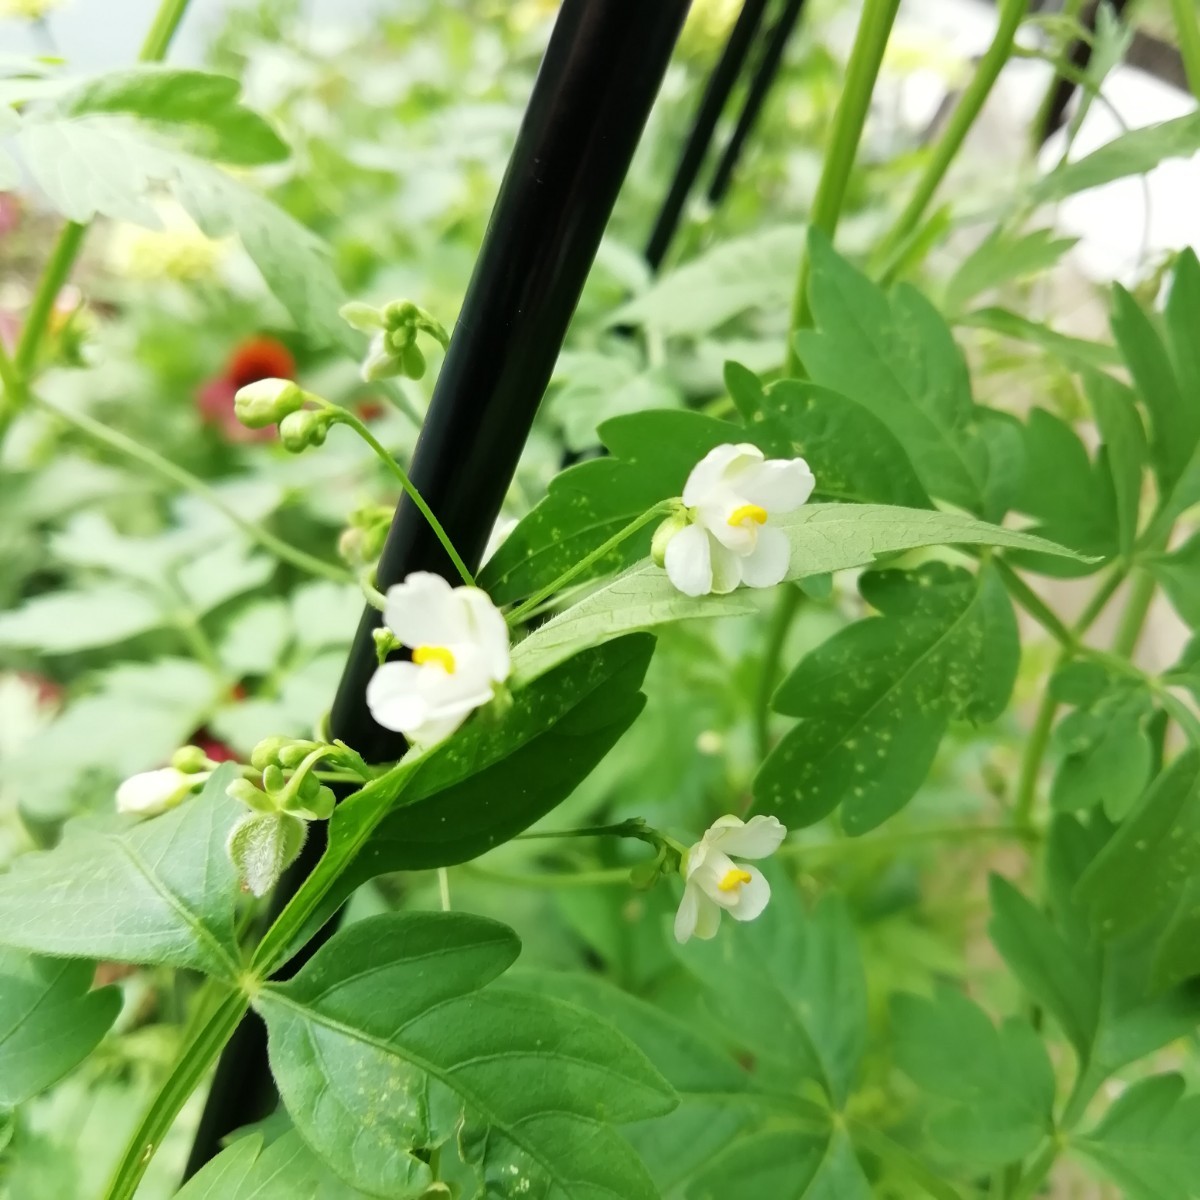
[401, 344, 426, 380]
[361, 333, 405, 383]
[227, 811, 307, 897]
[373, 626, 401, 665]
[250, 735, 290, 771]
[291, 785, 335, 822]
[278, 408, 330, 453]
[226, 777, 275, 813]
[278, 741, 319, 769]
[262, 764, 286, 795]
[338, 300, 385, 332]
[233, 378, 304, 429]
[171, 744, 215, 773]
[651, 509, 691, 568]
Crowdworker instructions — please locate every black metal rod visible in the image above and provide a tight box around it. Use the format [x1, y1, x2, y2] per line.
[708, 0, 807, 204]
[645, 0, 774, 271]
[182, 0, 689, 1174]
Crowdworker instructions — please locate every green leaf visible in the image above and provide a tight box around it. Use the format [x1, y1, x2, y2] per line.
[1030, 112, 1200, 204]
[0, 766, 242, 976]
[1150, 532, 1200, 628]
[1073, 1074, 1200, 1200]
[0, 949, 121, 1106]
[1165, 249, 1200, 417]
[0, 584, 163, 652]
[673, 883, 867, 1106]
[511, 970, 764, 1197]
[891, 987, 1054, 1165]
[1085, 372, 1146, 558]
[958, 307, 1122, 372]
[756, 563, 1018, 833]
[796, 230, 991, 512]
[54, 66, 289, 165]
[944, 227, 1078, 315]
[256, 912, 674, 1198]
[687, 1128, 870, 1200]
[479, 409, 743, 605]
[177, 543, 273, 615]
[1111, 284, 1197, 492]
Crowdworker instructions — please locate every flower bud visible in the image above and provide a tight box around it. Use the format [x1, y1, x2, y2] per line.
[651, 510, 690, 568]
[278, 408, 329, 452]
[227, 811, 307, 897]
[401, 344, 426, 380]
[226, 777, 276, 812]
[171, 744, 215, 773]
[233, 377, 304, 429]
[116, 767, 199, 817]
[338, 300, 385, 332]
[361, 333, 405, 383]
[250, 735, 290, 771]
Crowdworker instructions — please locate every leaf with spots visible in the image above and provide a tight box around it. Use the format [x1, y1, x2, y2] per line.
[755, 562, 1019, 834]
[0, 765, 242, 977]
[256, 912, 675, 1199]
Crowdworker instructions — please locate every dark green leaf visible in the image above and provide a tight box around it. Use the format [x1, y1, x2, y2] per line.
[0, 950, 121, 1106]
[0, 766, 242, 976]
[55, 67, 289, 165]
[1031, 113, 1200, 204]
[687, 1128, 869, 1200]
[256, 912, 674, 1198]
[1085, 372, 1146, 557]
[756, 563, 1018, 833]
[892, 987, 1054, 1165]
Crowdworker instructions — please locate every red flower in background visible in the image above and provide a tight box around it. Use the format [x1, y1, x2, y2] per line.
[198, 335, 296, 442]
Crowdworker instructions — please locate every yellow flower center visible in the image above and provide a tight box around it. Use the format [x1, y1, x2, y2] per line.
[412, 644, 456, 674]
[727, 503, 768, 528]
[717, 868, 753, 892]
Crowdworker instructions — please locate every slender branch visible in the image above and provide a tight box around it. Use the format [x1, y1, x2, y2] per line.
[506, 501, 674, 625]
[36, 393, 351, 584]
[782, 822, 1038, 862]
[137, 0, 191, 61]
[785, 0, 901, 369]
[1111, 567, 1156, 659]
[1008, 1138, 1062, 1200]
[1168, 0, 1200, 97]
[754, 583, 803, 759]
[328, 407, 475, 588]
[460, 863, 634, 889]
[992, 559, 1076, 648]
[101, 989, 249, 1200]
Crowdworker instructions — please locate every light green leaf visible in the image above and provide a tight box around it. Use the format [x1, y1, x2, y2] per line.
[1150, 531, 1200, 628]
[1111, 284, 1197, 492]
[1165, 249, 1200, 415]
[687, 1128, 870, 1200]
[796, 230, 990, 512]
[1085, 372, 1146, 558]
[756, 563, 1018, 833]
[1074, 1074, 1200, 1200]
[176, 543, 274, 615]
[958, 306, 1122, 372]
[256, 912, 674, 1199]
[0, 949, 121, 1106]
[0, 584, 163, 652]
[219, 599, 291, 677]
[1031, 112, 1200, 204]
[0, 766, 242, 976]
[944, 227, 1078, 315]
[54, 66, 289, 165]
[892, 987, 1054, 1165]
[673, 883, 867, 1107]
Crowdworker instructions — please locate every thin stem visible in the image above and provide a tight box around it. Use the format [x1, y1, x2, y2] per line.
[1112, 567, 1156, 659]
[460, 863, 633, 889]
[329, 407, 475, 588]
[101, 989, 249, 1200]
[437, 867, 451, 911]
[506, 501, 675, 625]
[35, 393, 350, 584]
[1169, 0, 1200, 98]
[784, 822, 1038, 862]
[1008, 1138, 1061, 1200]
[875, 0, 1030, 265]
[754, 584, 802, 759]
[785, 0, 901, 370]
[992, 559, 1076, 648]
[1029, 0, 1088, 148]
[1014, 690, 1059, 831]
[136, 0, 190, 61]
[515, 819, 654, 843]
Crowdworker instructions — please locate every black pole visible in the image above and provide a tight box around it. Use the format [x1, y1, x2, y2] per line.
[645, 0, 774, 271]
[183, 0, 690, 1175]
[707, 0, 807, 204]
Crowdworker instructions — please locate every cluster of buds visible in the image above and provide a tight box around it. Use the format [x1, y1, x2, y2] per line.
[340, 299, 450, 383]
[338, 503, 393, 569]
[232, 378, 337, 453]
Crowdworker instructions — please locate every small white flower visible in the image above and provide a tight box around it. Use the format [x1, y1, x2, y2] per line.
[674, 814, 787, 944]
[661, 444, 814, 597]
[366, 572, 511, 746]
[116, 767, 203, 817]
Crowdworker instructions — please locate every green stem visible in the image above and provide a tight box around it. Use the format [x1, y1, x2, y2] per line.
[1112, 567, 1157, 659]
[1013, 689, 1059, 832]
[515, 819, 654, 843]
[460, 863, 634, 890]
[101, 989, 249, 1200]
[35, 393, 351, 583]
[1169, 0, 1200, 97]
[1029, 0, 1087, 150]
[992, 559, 1076, 648]
[329, 407, 475, 588]
[506, 501, 675, 625]
[754, 584, 802, 759]
[136, 0, 190, 60]
[784, 822, 1037, 862]
[785, 0, 902, 370]
[875, 0, 1031, 265]
[1008, 1138, 1061, 1200]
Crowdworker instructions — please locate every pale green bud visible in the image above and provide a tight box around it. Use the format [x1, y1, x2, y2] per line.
[651, 510, 691, 568]
[226, 777, 275, 813]
[278, 408, 330, 453]
[227, 811, 307, 897]
[171, 744, 215, 773]
[338, 300, 385, 332]
[233, 378, 304, 429]
[250, 736, 290, 771]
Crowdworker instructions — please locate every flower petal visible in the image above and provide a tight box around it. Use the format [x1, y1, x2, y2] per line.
[382, 572, 468, 647]
[728, 866, 771, 922]
[739, 525, 790, 589]
[682, 443, 764, 506]
[457, 587, 511, 683]
[365, 660, 431, 733]
[735, 457, 815, 512]
[664, 522, 713, 596]
[674, 881, 701, 943]
[692, 849, 750, 910]
[691, 890, 723, 939]
[708, 539, 745, 594]
[704, 814, 787, 859]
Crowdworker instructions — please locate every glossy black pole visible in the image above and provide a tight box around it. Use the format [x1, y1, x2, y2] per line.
[645, 0, 773, 270]
[708, 0, 807, 203]
[183, 0, 690, 1175]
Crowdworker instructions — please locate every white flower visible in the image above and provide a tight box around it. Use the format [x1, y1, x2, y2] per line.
[674, 814, 787, 944]
[366, 572, 511, 746]
[116, 767, 202, 817]
[661, 444, 814, 597]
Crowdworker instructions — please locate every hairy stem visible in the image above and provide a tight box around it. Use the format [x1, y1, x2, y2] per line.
[784, 0, 901, 370]
[102, 989, 249, 1200]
